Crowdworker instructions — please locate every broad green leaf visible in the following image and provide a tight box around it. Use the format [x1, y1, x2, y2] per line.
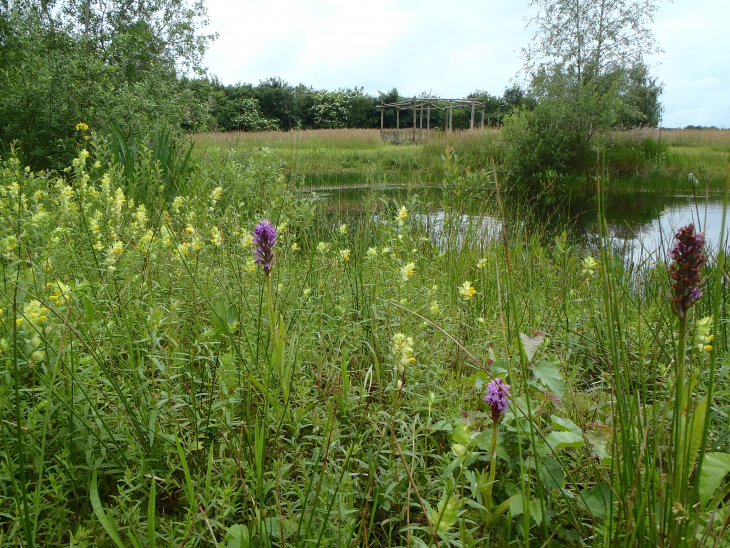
[687, 395, 709, 478]
[519, 332, 544, 362]
[550, 415, 581, 435]
[532, 360, 565, 398]
[223, 524, 250, 548]
[699, 452, 730, 507]
[586, 429, 612, 462]
[545, 431, 584, 450]
[90, 470, 127, 548]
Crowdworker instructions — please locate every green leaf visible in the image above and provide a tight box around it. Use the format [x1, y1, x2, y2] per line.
[687, 395, 709, 479]
[532, 360, 565, 398]
[223, 524, 250, 548]
[519, 332, 544, 362]
[148, 475, 156, 548]
[90, 470, 127, 548]
[550, 415, 581, 435]
[175, 434, 196, 513]
[699, 452, 730, 507]
[545, 431, 584, 450]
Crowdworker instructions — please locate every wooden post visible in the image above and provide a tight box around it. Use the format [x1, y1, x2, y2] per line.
[419, 103, 423, 144]
[380, 108, 384, 138]
[427, 105, 430, 142]
[412, 98, 416, 144]
[481, 108, 485, 130]
[449, 101, 453, 133]
[470, 102, 475, 130]
[396, 109, 400, 142]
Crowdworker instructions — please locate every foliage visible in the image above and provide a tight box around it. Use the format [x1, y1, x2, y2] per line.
[0, 0, 214, 170]
[1, 132, 730, 547]
[505, 0, 667, 181]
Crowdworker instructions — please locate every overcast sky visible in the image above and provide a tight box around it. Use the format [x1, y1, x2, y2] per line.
[202, 0, 729, 128]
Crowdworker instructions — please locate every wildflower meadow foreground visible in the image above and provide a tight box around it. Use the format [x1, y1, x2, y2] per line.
[2, 137, 730, 548]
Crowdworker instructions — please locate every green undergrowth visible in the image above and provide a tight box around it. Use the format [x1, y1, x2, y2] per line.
[1, 135, 730, 547]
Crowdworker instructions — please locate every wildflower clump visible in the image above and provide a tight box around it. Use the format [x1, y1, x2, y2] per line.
[484, 377, 511, 423]
[669, 223, 707, 319]
[459, 281, 476, 300]
[253, 220, 277, 276]
[400, 262, 415, 282]
[582, 256, 598, 277]
[392, 333, 415, 376]
[696, 316, 714, 352]
[397, 205, 408, 227]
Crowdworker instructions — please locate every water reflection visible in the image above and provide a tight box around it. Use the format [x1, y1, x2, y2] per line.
[310, 185, 729, 262]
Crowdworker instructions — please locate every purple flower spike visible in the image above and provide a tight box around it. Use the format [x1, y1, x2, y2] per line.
[484, 377, 511, 423]
[669, 223, 707, 319]
[253, 220, 277, 275]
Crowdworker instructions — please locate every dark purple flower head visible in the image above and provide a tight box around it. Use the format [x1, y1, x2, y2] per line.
[484, 377, 511, 422]
[253, 220, 277, 275]
[669, 223, 707, 319]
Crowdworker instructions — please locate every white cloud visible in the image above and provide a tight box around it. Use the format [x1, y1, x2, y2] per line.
[203, 0, 730, 126]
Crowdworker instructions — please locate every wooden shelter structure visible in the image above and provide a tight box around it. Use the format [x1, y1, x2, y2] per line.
[376, 97, 486, 144]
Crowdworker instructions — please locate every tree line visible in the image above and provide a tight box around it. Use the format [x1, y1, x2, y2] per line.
[1, 0, 665, 179]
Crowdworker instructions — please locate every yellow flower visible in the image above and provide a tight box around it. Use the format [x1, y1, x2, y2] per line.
[430, 301, 440, 314]
[366, 247, 378, 259]
[241, 233, 254, 248]
[340, 249, 350, 261]
[582, 256, 598, 276]
[459, 281, 476, 300]
[477, 258, 488, 269]
[381, 246, 391, 255]
[317, 242, 328, 253]
[397, 205, 408, 226]
[339, 223, 348, 235]
[186, 224, 195, 235]
[696, 316, 714, 353]
[245, 258, 256, 272]
[211, 227, 222, 247]
[75, 122, 89, 131]
[392, 333, 415, 374]
[400, 262, 415, 281]
[291, 242, 299, 252]
[210, 186, 223, 202]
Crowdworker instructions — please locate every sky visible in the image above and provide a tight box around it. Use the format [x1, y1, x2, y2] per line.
[202, 0, 730, 128]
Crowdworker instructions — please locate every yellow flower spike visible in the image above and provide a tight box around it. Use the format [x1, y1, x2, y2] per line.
[340, 249, 350, 262]
[459, 281, 476, 300]
[186, 224, 195, 235]
[400, 262, 415, 281]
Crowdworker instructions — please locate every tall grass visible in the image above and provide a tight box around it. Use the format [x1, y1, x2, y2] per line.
[1, 134, 729, 547]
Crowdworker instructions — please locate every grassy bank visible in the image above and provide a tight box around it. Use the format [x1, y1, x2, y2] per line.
[192, 128, 730, 190]
[1, 137, 730, 547]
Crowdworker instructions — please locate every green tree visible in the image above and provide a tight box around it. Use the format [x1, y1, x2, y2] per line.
[502, 0, 665, 179]
[0, 0, 215, 169]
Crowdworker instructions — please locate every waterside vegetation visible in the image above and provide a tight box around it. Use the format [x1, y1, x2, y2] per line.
[1, 132, 730, 547]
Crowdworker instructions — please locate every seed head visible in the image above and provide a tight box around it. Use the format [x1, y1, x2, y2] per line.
[253, 220, 277, 275]
[669, 224, 707, 319]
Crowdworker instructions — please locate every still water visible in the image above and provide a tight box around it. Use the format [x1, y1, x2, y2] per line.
[307, 185, 730, 263]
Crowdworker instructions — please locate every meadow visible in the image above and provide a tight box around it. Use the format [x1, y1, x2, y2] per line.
[1, 128, 730, 548]
[192, 128, 730, 190]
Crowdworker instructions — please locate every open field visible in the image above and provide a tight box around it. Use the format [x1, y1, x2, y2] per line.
[192, 128, 730, 190]
[2, 136, 730, 547]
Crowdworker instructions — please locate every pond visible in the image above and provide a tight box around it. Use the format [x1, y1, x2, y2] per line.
[306, 184, 730, 263]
